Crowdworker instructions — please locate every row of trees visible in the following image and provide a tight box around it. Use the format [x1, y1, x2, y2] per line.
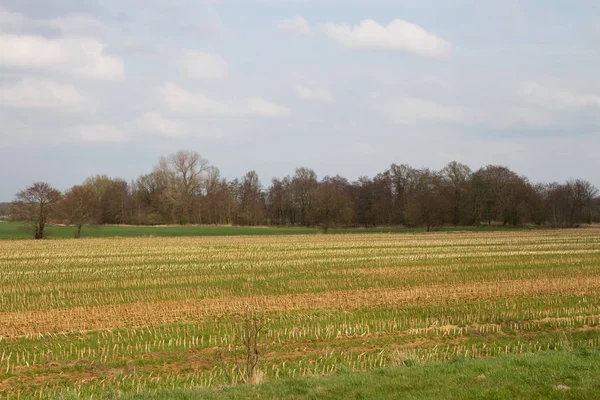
[10, 150, 600, 238]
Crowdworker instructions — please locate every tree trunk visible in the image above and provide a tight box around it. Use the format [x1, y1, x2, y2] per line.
[35, 222, 44, 239]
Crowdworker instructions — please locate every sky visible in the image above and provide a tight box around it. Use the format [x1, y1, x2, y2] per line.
[0, 0, 599, 201]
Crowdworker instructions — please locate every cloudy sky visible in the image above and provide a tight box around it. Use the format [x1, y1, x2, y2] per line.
[1, 0, 599, 200]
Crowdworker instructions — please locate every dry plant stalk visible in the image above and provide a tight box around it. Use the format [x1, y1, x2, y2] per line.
[218, 306, 265, 385]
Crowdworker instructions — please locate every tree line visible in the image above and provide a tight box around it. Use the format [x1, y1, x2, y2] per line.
[9, 150, 600, 238]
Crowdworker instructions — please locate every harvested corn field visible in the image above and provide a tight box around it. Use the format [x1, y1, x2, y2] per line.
[1, 229, 600, 398]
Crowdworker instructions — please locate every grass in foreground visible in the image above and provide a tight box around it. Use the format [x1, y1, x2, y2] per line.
[0, 221, 543, 240]
[121, 349, 600, 399]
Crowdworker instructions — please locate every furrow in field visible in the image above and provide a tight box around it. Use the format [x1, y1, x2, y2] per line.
[2, 275, 600, 336]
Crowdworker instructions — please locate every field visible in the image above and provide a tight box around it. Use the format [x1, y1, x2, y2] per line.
[1, 229, 600, 398]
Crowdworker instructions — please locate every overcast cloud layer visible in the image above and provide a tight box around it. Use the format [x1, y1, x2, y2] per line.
[1, 0, 599, 200]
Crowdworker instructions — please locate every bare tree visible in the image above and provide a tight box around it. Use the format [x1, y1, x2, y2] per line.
[292, 167, 318, 226]
[237, 171, 265, 226]
[154, 150, 210, 224]
[440, 161, 472, 226]
[314, 176, 354, 233]
[0, 202, 9, 220]
[132, 172, 168, 224]
[524, 183, 550, 226]
[469, 165, 528, 225]
[267, 178, 291, 226]
[202, 167, 234, 225]
[370, 172, 395, 226]
[11, 182, 62, 239]
[60, 185, 101, 238]
[411, 169, 448, 232]
[567, 179, 598, 225]
[83, 175, 113, 221]
[83, 175, 132, 224]
[389, 164, 417, 225]
[547, 179, 598, 227]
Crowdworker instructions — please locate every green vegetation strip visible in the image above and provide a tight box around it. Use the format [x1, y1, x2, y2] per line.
[117, 349, 600, 400]
[0, 221, 542, 240]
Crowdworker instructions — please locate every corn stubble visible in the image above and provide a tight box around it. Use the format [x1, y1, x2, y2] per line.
[1, 229, 600, 398]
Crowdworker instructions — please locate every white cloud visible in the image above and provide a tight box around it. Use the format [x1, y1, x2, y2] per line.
[0, 6, 25, 31]
[0, 78, 85, 109]
[161, 83, 291, 118]
[0, 34, 125, 80]
[0, 8, 103, 35]
[321, 19, 450, 57]
[248, 96, 292, 118]
[294, 85, 333, 102]
[377, 97, 465, 125]
[498, 106, 557, 128]
[276, 16, 313, 36]
[180, 49, 228, 80]
[521, 81, 600, 110]
[75, 124, 128, 142]
[161, 83, 236, 116]
[48, 14, 104, 36]
[343, 142, 376, 156]
[423, 76, 453, 90]
[137, 111, 182, 137]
